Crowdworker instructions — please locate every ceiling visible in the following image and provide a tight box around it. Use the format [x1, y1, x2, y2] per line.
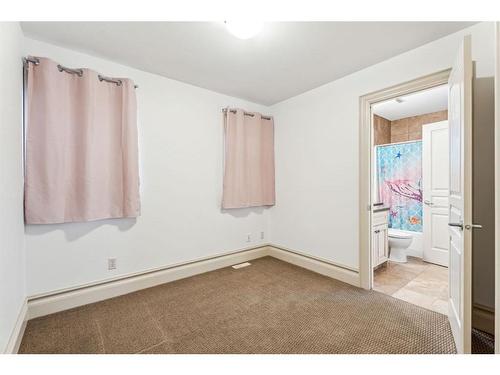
[373, 84, 448, 121]
[21, 22, 474, 105]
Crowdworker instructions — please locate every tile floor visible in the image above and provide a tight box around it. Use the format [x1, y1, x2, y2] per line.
[373, 257, 448, 314]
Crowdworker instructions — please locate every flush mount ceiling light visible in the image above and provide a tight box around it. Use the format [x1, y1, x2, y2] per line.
[224, 21, 263, 39]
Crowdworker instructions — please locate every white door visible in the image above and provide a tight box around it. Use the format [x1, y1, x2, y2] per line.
[423, 121, 450, 267]
[448, 35, 474, 354]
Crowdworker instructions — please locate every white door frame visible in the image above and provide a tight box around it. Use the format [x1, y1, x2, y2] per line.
[359, 69, 450, 290]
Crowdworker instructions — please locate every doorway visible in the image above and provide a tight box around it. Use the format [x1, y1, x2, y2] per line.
[370, 85, 449, 314]
[358, 69, 451, 290]
[359, 35, 493, 355]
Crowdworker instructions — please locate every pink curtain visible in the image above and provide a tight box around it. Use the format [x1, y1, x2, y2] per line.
[222, 109, 275, 209]
[25, 57, 140, 224]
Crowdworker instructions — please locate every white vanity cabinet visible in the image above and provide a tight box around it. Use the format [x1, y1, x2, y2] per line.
[372, 209, 389, 268]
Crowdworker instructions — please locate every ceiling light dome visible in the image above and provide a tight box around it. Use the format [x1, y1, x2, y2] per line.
[225, 21, 263, 39]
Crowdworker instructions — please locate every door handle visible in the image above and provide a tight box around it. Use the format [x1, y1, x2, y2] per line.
[464, 224, 483, 230]
[448, 222, 483, 231]
[448, 222, 463, 230]
[424, 200, 434, 206]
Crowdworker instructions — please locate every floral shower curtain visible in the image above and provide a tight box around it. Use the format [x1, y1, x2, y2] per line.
[376, 141, 422, 232]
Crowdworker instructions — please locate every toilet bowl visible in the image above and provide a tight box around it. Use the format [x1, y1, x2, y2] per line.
[388, 229, 413, 263]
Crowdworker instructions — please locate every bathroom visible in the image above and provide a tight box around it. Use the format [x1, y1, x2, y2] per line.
[371, 85, 450, 314]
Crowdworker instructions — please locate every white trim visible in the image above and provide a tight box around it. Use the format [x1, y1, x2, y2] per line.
[29, 244, 270, 300]
[25, 244, 360, 322]
[359, 69, 451, 290]
[269, 244, 358, 272]
[27, 245, 271, 320]
[4, 300, 28, 354]
[268, 246, 360, 287]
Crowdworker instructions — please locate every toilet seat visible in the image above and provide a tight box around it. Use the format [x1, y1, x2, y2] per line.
[388, 229, 412, 239]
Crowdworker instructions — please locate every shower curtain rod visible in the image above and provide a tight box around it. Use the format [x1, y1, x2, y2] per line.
[376, 139, 422, 147]
[23, 56, 139, 89]
[222, 108, 272, 121]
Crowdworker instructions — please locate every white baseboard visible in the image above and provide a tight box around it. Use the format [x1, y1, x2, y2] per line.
[268, 245, 360, 287]
[26, 244, 360, 324]
[27, 245, 271, 320]
[472, 303, 495, 335]
[4, 300, 28, 354]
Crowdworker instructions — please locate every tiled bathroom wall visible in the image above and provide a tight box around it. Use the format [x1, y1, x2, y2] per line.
[373, 114, 391, 145]
[390, 110, 447, 143]
[374, 110, 448, 145]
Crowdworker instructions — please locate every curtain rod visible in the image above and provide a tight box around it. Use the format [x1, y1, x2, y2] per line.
[23, 56, 139, 89]
[222, 108, 272, 121]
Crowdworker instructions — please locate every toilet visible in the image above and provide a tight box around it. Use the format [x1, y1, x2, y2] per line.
[388, 229, 413, 263]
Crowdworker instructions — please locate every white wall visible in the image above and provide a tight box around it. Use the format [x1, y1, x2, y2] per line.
[20, 23, 497, 312]
[269, 23, 495, 291]
[0, 22, 26, 352]
[23, 38, 271, 297]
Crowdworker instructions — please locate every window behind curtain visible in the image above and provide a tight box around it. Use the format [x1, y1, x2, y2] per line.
[222, 108, 275, 209]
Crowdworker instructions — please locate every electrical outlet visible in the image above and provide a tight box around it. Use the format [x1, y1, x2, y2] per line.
[108, 258, 117, 270]
[246, 233, 251, 242]
[260, 231, 265, 240]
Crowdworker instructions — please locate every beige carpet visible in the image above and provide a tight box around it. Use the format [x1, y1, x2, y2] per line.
[19, 256, 456, 354]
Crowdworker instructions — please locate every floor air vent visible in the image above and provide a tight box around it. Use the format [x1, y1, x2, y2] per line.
[232, 262, 251, 269]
